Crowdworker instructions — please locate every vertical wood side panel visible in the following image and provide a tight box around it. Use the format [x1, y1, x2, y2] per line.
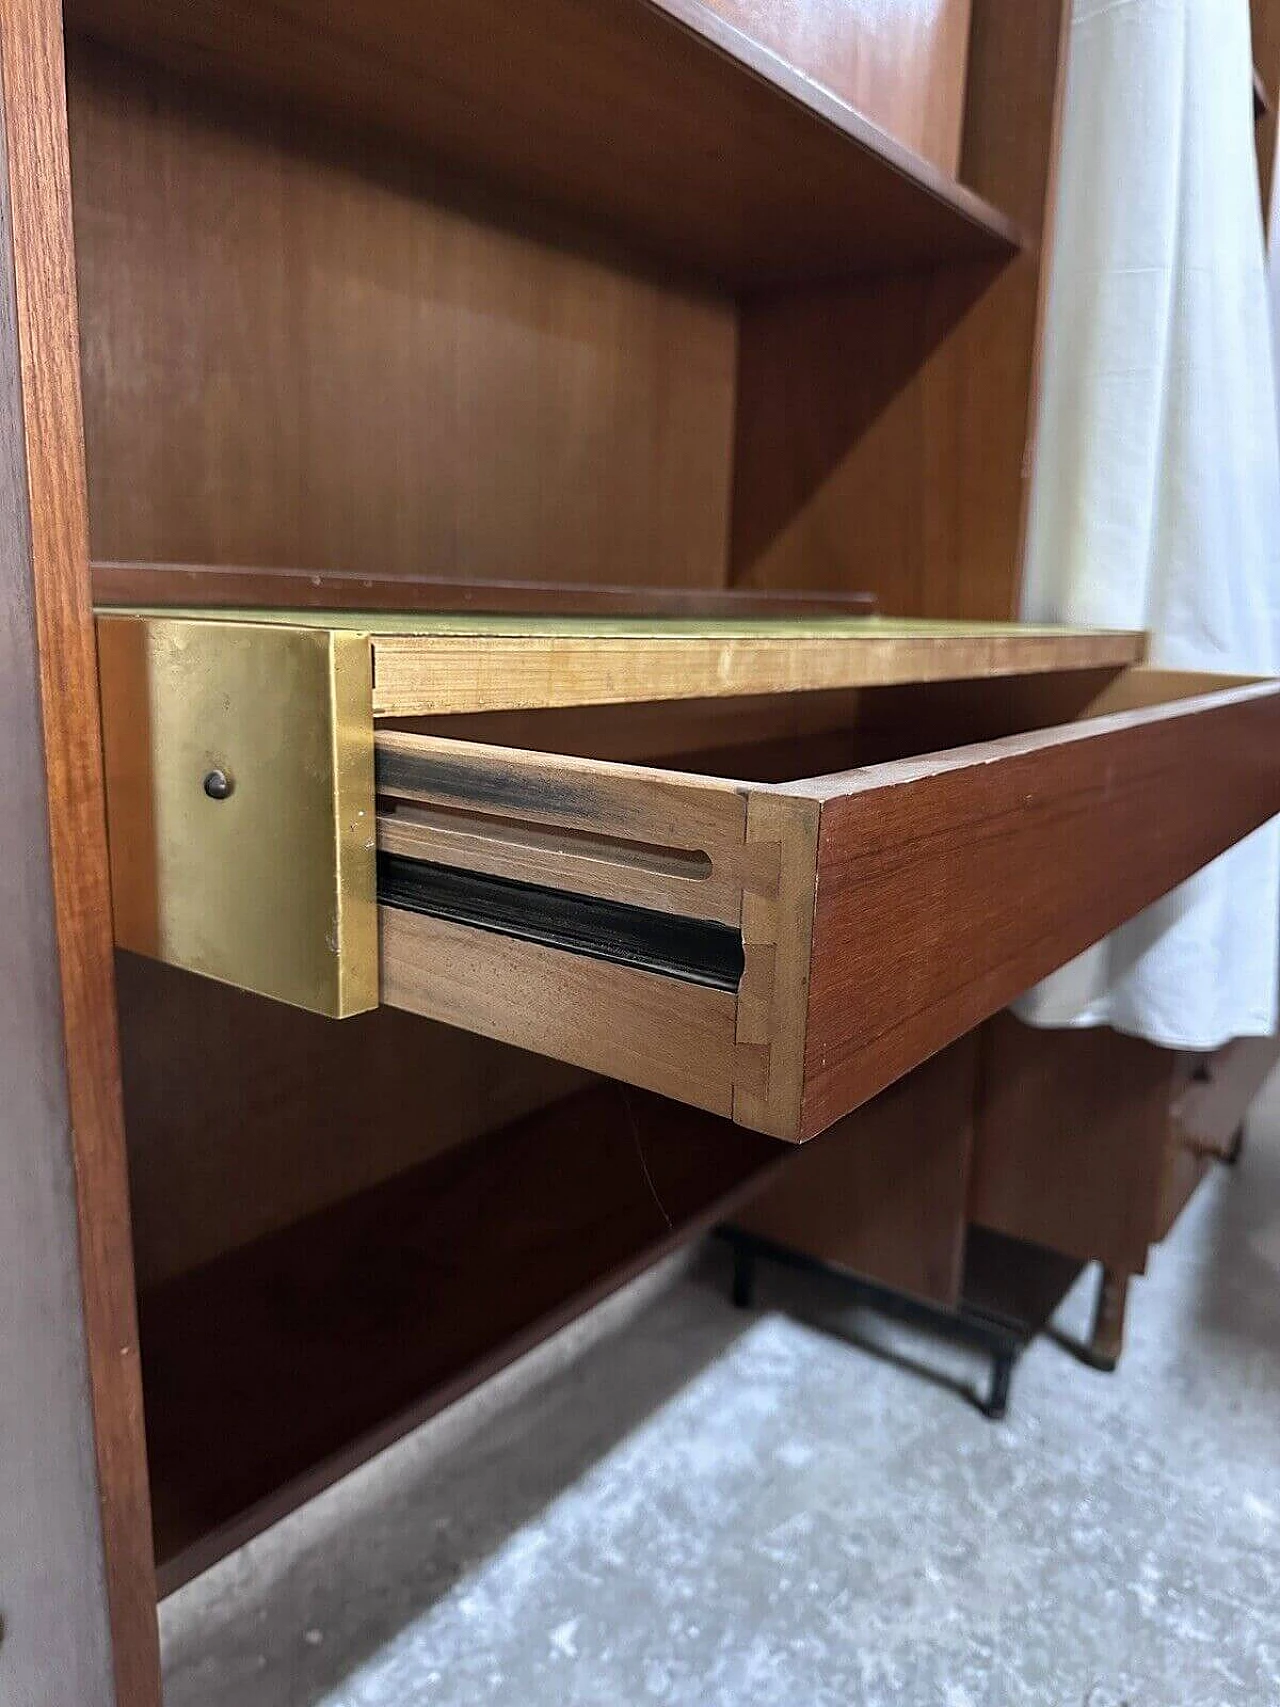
[729, 0, 1068, 622]
[734, 1033, 979, 1306]
[69, 40, 738, 590]
[970, 1013, 1176, 1274]
[0, 1, 160, 1701]
[798, 686, 1280, 1140]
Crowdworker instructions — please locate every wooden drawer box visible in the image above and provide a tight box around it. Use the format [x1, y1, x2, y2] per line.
[97, 611, 1280, 1142]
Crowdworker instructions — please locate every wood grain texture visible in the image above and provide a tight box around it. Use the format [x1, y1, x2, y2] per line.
[733, 791, 821, 1138]
[0, 1, 160, 1701]
[702, 0, 973, 173]
[363, 621, 1143, 716]
[139, 1082, 782, 1591]
[375, 740, 766, 927]
[729, 262, 999, 607]
[376, 808, 736, 925]
[735, 1033, 978, 1305]
[116, 954, 588, 1288]
[796, 680, 1280, 1138]
[378, 674, 1280, 1143]
[63, 0, 1022, 290]
[69, 41, 737, 588]
[381, 907, 756, 1117]
[376, 666, 1143, 773]
[730, 0, 1067, 618]
[969, 1014, 1177, 1274]
[91, 560, 877, 617]
[1253, 0, 1280, 213]
[375, 728, 754, 928]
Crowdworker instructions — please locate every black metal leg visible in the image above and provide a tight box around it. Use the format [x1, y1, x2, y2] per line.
[731, 1243, 756, 1309]
[984, 1348, 1014, 1421]
[718, 1227, 1054, 1419]
[1225, 1122, 1246, 1167]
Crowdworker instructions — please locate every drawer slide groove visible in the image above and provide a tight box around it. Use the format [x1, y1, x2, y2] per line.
[377, 852, 746, 992]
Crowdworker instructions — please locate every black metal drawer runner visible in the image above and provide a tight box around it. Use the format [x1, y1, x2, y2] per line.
[378, 854, 745, 992]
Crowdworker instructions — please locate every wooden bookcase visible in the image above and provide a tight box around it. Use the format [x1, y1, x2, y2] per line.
[3, 4, 1275, 1704]
[742, 3, 1280, 1380]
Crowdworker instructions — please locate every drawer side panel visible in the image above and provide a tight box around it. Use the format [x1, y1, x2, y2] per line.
[801, 682, 1280, 1139]
[380, 907, 750, 1117]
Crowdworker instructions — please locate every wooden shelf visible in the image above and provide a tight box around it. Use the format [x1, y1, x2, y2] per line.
[139, 1083, 780, 1592]
[96, 608, 1146, 716]
[91, 561, 877, 619]
[65, 0, 1026, 288]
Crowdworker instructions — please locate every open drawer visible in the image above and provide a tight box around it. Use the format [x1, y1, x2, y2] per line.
[95, 612, 1280, 1141]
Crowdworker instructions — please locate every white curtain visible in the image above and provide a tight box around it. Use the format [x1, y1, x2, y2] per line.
[1017, 0, 1280, 1049]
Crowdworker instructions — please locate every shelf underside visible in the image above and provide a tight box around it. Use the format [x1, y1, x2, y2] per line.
[64, 0, 1024, 288]
[95, 608, 1147, 716]
[140, 1083, 780, 1592]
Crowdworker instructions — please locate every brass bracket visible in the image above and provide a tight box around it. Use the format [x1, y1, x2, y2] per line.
[96, 615, 378, 1017]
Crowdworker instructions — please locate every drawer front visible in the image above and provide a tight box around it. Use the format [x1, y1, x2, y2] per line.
[377, 676, 1280, 1142]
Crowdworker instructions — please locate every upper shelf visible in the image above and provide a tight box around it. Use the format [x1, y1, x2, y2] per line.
[96, 609, 1146, 717]
[64, 0, 1026, 289]
[90, 562, 877, 619]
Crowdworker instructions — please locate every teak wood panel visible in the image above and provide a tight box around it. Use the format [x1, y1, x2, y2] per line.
[730, 0, 1068, 618]
[702, 0, 973, 175]
[69, 41, 738, 589]
[734, 1033, 979, 1307]
[116, 954, 589, 1288]
[374, 675, 1280, 1143]
[367, 623, 1143, 716]
[969, 1014, 1178, 1274]
[90, 561, 878, 618]
[0, 0, 160, 1701]
[1254, 0, 1280, 213]
[62, 0, 1022, 289]
[140, 1083, 783, 1590]
[799, 680, 1280, 1137]
[375, 729, 761, 927]
[382, 912, 754, 1118]
[375, 732, 792, 1127]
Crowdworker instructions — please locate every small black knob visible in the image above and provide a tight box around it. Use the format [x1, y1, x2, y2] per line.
[203, 768, 234, 801]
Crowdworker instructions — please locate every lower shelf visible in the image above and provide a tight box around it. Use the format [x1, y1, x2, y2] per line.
[139, 1083, 781, 1593]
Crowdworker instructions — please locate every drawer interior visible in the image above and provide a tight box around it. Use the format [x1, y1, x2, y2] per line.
[375, 663, 1250, 946]
[97, 628, 1274, 1148]
[374, 664, 1277, 1141]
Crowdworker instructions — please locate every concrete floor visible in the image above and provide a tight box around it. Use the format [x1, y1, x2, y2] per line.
[162, 1071, 1280, 1706]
